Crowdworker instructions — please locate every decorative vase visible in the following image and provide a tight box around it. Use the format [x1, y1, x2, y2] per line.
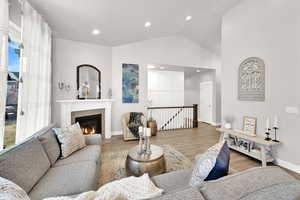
[224, 123, 232, 129]
[147, 120, 157, 136]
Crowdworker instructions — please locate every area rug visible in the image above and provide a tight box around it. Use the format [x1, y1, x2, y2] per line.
[99, 145, 193, 185]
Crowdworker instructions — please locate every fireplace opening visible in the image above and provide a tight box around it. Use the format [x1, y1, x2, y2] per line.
[75, 114, 102, 134]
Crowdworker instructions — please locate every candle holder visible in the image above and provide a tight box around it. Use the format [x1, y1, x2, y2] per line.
[272, 127, 279, 142]
[138, 126, 145, 155]
[265, 128, 271, 141]
[145, 136, 152, 155]
[138, 132, 144, 155]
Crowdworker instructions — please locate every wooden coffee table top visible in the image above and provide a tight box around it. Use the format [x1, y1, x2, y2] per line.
[128, 145, 164, 162]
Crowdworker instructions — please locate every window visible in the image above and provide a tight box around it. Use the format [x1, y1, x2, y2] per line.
[4, 39, 20, 148]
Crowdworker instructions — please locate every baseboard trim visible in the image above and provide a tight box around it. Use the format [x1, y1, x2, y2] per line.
[211, 122, 222, 126]
[112, 131, 122, 136]
[198, 120, 221, 127]
[275, 159, 300, 174]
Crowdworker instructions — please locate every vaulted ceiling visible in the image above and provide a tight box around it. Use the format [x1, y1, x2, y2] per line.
[28, 0, 240, 53]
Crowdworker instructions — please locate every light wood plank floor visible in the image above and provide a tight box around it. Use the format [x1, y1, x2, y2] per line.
[103, 122, 300, 180]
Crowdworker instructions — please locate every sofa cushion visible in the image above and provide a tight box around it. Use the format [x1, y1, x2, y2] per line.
[53, 123, 86, 159]
[151, 187, 205, 200]
[239, 182, 300, 200]
[36, 125, 61, 165]
[152, 169, 192, 194]
[189, 141, 229, 187]
[0, 137, 50, 193]
[84, 134, 102, 145]
[205, 141, 230, 181]
[29, 161, 99, 200]
[200, 167, 300, 200]
[54, 145, 101, 167]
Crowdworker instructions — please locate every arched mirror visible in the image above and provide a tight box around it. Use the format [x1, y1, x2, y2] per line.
[77, 64, 101, 99]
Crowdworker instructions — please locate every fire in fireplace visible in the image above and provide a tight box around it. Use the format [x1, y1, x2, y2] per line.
[75, 114, 102, 134]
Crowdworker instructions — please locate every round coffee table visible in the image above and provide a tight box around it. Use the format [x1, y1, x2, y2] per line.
[125, 145, 166, 177]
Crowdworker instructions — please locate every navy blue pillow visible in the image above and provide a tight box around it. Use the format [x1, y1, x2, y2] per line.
[205, 141, 230, 181]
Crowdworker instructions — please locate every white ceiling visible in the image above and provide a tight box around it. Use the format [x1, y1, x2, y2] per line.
[27, 0, 240, 52]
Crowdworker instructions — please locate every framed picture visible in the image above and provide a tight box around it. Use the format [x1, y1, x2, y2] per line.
[242, 116, 257, 136]
[122, 63, 139, 103]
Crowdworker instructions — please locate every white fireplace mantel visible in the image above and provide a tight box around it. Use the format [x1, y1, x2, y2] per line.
[57, 99, 114, 139]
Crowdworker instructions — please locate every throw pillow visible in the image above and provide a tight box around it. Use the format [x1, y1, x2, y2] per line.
[43, 174, 162, 200]
[97, 173, 163, 200]
[53, 123, 86, 158]
[44, 191, 127, 200]
[0, 176, 30, 200]
[189, 141, 230, 187]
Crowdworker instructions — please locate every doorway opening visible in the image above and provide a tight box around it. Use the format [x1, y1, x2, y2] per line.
[147, 64, 219, 127]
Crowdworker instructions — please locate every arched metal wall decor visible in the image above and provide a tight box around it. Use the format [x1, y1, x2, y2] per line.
[238, 57, 265, 101]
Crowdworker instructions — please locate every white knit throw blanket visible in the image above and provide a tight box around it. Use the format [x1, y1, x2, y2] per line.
[44, 174, 163, 200]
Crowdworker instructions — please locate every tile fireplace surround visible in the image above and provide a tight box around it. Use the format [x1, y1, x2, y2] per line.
[57, 99, 114, 139]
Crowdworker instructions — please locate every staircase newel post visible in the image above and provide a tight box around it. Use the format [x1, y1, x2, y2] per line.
[193, 104, 198, 128]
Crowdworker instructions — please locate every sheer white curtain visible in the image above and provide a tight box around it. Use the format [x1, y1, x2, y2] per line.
[0, 0, 9, 150]
[16, 0, 52, 142]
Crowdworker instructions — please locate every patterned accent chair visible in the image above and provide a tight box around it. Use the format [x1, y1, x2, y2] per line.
[122, 112, 146, 141]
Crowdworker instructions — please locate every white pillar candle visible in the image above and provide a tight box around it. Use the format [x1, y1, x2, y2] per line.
[145, 128, 151, 137]
[266, 117, 270, 130]
[139, 126, 143, 133]
[274, 115, 279, 128]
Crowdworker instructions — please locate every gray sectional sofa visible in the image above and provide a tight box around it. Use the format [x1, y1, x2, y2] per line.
[0, 123, 102, 200]
[1, 123, 300, 200]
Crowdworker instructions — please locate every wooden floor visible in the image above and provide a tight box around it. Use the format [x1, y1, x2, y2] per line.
[103, 122, 300, 180]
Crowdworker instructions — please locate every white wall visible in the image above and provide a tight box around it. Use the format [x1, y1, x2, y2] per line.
[184, 72, 200, 106]
[148, 70, 184, 107]
[112, 36, 214, 132]
[212, 54, 222, 124]
[222, 0, 300, 170]
[52, 38, 112, 125]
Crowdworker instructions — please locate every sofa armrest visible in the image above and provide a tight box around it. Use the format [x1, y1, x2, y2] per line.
[84, 134, 102, 145]
[200, 167, 300, 200]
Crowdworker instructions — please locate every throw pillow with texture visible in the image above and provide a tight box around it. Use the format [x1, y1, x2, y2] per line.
[43, 174, 162, 200]
[53, 123, 86, 158]
[44, 191, 127, 200]
[0, 176, 30, 200]
[97, 173, 163, 200]
[189, 141, 230, 187]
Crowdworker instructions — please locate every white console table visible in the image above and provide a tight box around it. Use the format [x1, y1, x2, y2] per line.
[217, 127, 280, 167]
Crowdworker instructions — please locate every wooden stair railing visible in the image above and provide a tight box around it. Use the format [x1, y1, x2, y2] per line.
[161, 108, 183, 130]
[147, 104, 198, 131]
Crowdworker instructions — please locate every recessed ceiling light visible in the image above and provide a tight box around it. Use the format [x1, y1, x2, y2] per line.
[92, 29, 100, 35]
[196, 69, 201, 72]
[160, 66, 165, 70]
[185, 16, 192, 21]
[147, 65, 156, 69]
[145, 22, 151, 27]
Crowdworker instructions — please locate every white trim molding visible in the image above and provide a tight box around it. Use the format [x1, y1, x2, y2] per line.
[275, 159, 300, 174]
[198, 120, 221, 127]
[211, 122, 222, 126]
[112, 131, 122, 136]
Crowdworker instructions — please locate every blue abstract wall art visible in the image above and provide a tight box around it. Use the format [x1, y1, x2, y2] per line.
[122, 64, 139, 103]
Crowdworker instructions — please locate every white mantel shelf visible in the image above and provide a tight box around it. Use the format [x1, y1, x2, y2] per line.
[57, 99, 114, 139]
[57, 99, 114, 103]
